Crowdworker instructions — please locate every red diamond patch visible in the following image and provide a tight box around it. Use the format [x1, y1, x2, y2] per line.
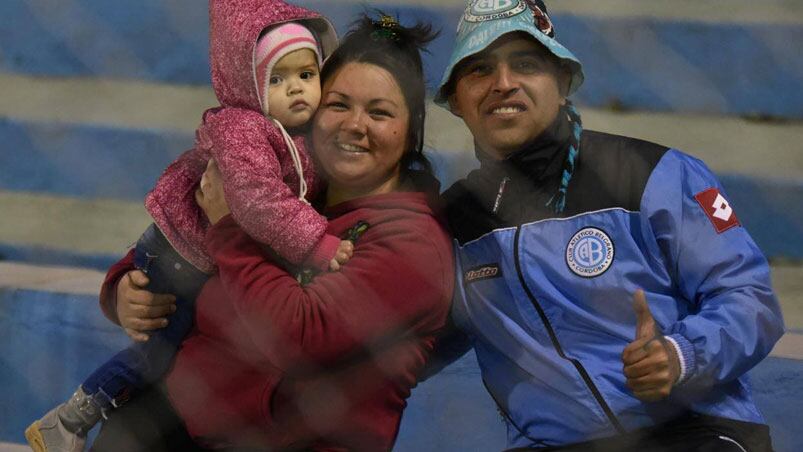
[694, 188, 740, 234]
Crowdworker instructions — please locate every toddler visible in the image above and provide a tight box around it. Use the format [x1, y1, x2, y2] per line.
[25, 1, 342, 451]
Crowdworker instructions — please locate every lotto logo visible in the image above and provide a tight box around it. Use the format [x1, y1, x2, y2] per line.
[464, 264, 502, 283]
[711, 193, 733, 221]
[694, 188, 740, 233]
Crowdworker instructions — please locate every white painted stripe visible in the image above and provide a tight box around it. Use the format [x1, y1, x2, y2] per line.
[0, 442, 31, 452]
[0, 190, 150, 256]
[0, 262, 104, 295]
[771, 333, 803, 361]
[3, 73, 802, 180]
[546, 0, 803, 25]
[0, 73, 216, 132]
[426, 103, 803, 180]
[356, 0, 803, 24]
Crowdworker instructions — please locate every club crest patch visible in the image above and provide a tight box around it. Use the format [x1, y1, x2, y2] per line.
[566, 228, 614, 278]
[694, 188, 740, 234]
[464, 0, 527, 23]
[464, 264, 502, 284]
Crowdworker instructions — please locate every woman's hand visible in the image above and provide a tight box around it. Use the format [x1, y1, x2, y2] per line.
[116, 270, 177, 342]
[196, 158, 231, 225]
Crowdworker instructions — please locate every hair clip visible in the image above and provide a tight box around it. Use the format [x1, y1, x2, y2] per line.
[371, 15, 401, 42]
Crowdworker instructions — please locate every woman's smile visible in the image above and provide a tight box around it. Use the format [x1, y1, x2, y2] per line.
[336, 141, 370, 154]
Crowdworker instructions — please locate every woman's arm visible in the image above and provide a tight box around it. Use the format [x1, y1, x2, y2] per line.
[205, 215, 453, 370]
[195, 160, 452, 369]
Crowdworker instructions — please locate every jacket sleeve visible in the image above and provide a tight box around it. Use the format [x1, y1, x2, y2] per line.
[98, 249, 137, 325]
[205, 214, 453, 371]
[200, 107, 339, 270]
[150, 107, 217, 199]
[641, 150, 784, 389]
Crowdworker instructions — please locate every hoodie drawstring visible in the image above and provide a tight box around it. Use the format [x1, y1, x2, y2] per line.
[271, 118, 309, 204]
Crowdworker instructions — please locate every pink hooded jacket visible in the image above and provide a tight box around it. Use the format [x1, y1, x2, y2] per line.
[145, 0, 339, 273]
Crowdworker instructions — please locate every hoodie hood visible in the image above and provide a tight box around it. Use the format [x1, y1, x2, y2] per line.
[209, 0, 338, 111]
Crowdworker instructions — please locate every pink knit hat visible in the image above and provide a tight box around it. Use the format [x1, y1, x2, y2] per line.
[254, 22, 321, 114]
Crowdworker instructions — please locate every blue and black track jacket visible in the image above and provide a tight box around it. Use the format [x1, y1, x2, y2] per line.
[441, 114, 785, 448]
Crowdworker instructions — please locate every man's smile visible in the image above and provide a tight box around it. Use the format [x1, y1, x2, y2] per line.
[486, 101, 528, 117]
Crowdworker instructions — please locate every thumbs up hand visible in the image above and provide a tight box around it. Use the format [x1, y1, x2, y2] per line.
[621, 289, 681, 402]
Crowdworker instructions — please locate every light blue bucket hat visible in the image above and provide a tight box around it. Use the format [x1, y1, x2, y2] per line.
[435, 0, 584, 108]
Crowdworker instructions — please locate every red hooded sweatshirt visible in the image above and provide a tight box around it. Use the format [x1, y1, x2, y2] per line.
[145, 0, 339, 274]
[100, 177, 455, 451]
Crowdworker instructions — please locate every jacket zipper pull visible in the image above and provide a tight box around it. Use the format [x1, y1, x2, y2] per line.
[492, 177, 510, 215]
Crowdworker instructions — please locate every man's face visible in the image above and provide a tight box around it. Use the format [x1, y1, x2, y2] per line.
[449, 33, 567, 160]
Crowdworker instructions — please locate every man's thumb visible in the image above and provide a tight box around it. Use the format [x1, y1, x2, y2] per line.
[633, 289, 656, 340]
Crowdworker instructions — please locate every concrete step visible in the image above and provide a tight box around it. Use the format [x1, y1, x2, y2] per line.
[0, 190, 149, 270]
[3, 73, 803, 182]
[0, 442, 28, 452]
[426, 103, 803, 182]
[3, 72, 801, 180]
[2, 73, 800, 258]
[1, 260, 800, 339]
[2, 1, 802, 117]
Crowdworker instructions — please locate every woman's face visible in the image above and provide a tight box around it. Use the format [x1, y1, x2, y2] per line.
[312, 62, 410, 203]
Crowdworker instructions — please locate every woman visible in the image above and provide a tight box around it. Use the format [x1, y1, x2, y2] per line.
[92, 14, 451, 452]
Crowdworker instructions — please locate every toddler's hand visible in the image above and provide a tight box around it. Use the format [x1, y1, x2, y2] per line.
[329, 240, 354, 271]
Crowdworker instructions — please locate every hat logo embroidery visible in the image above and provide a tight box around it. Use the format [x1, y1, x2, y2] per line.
[465, 0, 527, 23]
[524, 0, 554, 36]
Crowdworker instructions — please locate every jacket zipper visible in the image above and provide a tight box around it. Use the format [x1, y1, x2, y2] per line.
[512, 226, 626, 434]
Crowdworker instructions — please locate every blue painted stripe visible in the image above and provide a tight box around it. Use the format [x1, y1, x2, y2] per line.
[0, 288, 129, 444]
[2, 1, 801, 117]
[747, 357, 803, 452]
[0, 0, 210, 84]
[0, 117, 191, 200]
[559, 16, 803, 118]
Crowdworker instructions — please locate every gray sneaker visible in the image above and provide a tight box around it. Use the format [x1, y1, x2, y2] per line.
[25, 386, 107, 452]
[24, 405, 86, 452]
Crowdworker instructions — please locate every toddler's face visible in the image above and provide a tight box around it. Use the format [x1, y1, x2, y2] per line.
[267, 48, 321, 128]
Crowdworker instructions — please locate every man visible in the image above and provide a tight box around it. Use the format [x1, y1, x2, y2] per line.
[436, 1, 784, 450]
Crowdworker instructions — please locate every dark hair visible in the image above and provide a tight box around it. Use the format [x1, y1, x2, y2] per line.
[320, 12, 439, 179]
